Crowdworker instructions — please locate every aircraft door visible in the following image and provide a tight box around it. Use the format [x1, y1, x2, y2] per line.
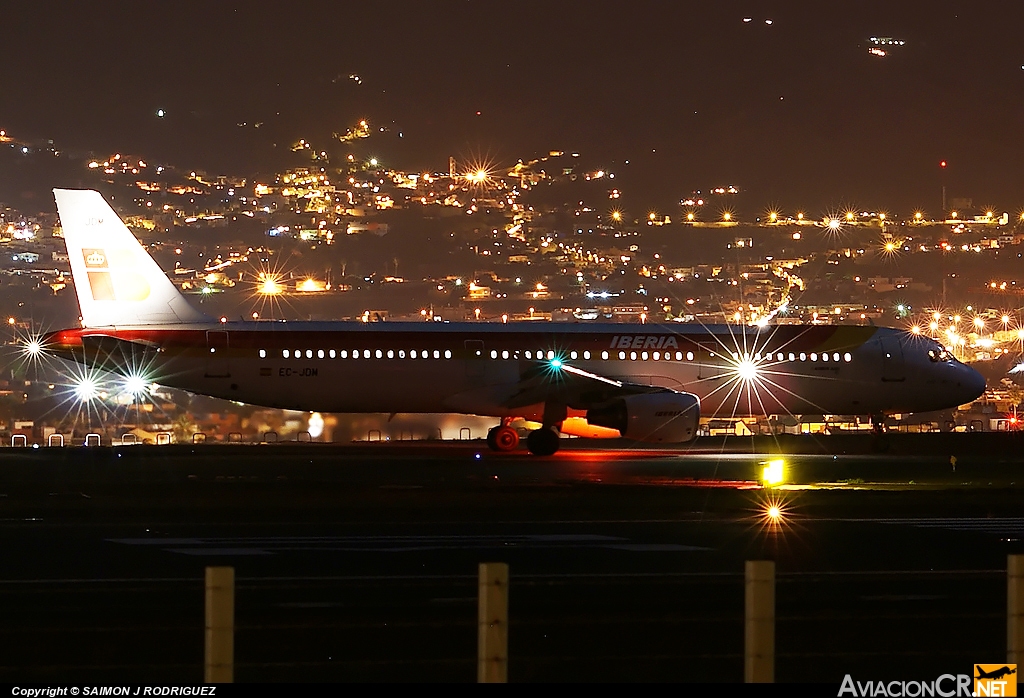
[464, 340, 485, 383]
[205, 331, 230, 377]
[880, 335, 905, 382]
[697, 342, 726, 381]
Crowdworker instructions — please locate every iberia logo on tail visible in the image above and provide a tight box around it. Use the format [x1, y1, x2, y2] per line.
[81, 248, 151, 302]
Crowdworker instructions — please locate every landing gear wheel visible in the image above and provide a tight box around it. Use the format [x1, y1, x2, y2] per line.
[526, 427, 560, 456]
[486, 425, 520, 452]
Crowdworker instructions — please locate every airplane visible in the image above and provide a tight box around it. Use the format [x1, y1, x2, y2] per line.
[976, 666, 1016, 680]
[38, 188, 986, 455]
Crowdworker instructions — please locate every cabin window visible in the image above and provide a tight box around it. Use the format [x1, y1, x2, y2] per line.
[387, 350, 394, 359]
[618, 351, 626, 360]
[490, 350, 498, 359]
[363, 350, 371, 359]
[653, 352, 660, 360]
[844, 353, 852, 362]
[810, 353, 818, 361]
[375, 350, 383, 359]
[329, 349, 336, 358]
[584, 351, 591, 359]
[282, 350, 290, 358]
[822, 353, 829, 362]
[259, 349, 266, 358]
[340, 350, 348, 358]
[444, 350, 452, 359]
[502, 350, 509, 359]
[685, 351, 692, 361]
[833, 353, 840, 362]
[317, 350, 325, 359]
[570, 351, 578, 360]
[398, 350, 406, 358]
[641, 352, 649, 361]
[630, 351, 637, 361]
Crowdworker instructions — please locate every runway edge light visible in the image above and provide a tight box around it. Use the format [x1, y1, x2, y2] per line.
[762, 459, 785, 487]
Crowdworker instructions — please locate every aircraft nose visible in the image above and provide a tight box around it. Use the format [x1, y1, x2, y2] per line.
[958, 365, 986, 404]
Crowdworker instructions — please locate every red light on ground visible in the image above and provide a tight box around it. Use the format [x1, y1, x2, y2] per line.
[940, 160, 947, 168]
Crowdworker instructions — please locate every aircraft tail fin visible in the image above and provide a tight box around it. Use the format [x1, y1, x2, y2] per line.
[53, 189, 210, 328]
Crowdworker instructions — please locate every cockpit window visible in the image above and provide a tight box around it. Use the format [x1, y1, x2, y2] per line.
[928, 348, 953, 362]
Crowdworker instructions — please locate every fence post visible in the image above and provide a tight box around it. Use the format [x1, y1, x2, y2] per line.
[1010, 555, 1024, 665]
[478, 562, 509, 683]
[745, 560, 775, 683]
[205, 566, 235, 683]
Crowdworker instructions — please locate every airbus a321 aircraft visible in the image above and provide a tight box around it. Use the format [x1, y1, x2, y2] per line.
[41, 189, 986, 455]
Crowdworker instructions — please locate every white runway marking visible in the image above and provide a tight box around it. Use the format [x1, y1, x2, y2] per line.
[107, 533, 712, 555]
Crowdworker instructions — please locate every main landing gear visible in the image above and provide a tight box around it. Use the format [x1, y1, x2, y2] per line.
[486, 404, 565, 456]
[486, 419, 520, 452]
[525, 426, 560, 456]
[525, 402, 566, 456]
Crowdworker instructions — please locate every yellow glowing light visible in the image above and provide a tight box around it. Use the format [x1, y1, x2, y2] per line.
[914, 211, 923, 220]
[845, 211, 855, 221]
[797, 212, 804, 220]
[974, 317, 985, 330]
[259, 279, 283, 295]
[762, 459, 785, 486]
[687, 212, 695, 221]
[769, 211, 778, 222]
[929, 321, 938, 331]
[911, 325, 921, 334]
[722, 212, 732, 221]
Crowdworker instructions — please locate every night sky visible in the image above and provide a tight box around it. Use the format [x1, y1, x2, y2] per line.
[4, 1, 1024, 213]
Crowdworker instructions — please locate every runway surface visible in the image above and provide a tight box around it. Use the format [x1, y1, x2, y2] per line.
[0, 439, 1021, 682]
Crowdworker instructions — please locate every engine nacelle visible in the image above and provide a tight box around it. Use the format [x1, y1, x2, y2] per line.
[586, 391, 700, 443]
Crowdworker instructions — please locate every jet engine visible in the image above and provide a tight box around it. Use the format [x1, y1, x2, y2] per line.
[585, 391, 700, 443]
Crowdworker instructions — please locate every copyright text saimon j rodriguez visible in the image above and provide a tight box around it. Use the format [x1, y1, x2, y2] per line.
[12, 690, 217, 697]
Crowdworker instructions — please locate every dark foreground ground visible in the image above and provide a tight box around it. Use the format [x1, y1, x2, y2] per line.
[1, 433, 1023, 683]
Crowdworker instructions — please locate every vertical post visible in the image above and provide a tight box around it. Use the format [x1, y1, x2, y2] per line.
[205, 566, 234, 683]
[1010, 555, 1024, 665]
[745, 560, 775, 683]
[478, 562, 509, 683]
